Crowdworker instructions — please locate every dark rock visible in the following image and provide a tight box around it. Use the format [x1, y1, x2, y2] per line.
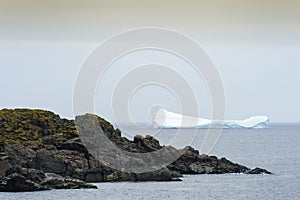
[57, 139, 89, 156]
[0, 108, 271, 192]
[135, 168, 182, 182]
[169, 147, 250, 174]
[105, 171, 136, 182]
[133, 135, 161, 152]
[0, 158, 10, 177]
[246, 167, 272, 174]
[5, 166, 46, 183]
[0, 167, 97, 192]
[85, 168, 103, 182]
[41, 173, 97, 189]
[0, 173, 45, 192]
[32, 151, 67, 175]
[0, 142, 5, 152]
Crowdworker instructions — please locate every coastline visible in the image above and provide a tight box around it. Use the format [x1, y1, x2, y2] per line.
[0, 108, 271, 192]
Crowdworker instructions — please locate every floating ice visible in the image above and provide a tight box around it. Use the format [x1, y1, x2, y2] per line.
[153, 108, 269, 129]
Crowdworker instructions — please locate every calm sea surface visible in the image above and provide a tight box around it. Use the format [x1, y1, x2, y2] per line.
[1, 124, 300, 200]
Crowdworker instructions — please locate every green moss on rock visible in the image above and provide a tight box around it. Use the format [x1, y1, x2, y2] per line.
[0, 108, 78, 145]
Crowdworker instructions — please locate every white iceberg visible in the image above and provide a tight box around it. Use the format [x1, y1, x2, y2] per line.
[153, 108, 269, 129]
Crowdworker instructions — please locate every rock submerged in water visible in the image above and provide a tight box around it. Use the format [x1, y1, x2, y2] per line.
[0, 108, 271, 192]
[246, 167, 272, 175]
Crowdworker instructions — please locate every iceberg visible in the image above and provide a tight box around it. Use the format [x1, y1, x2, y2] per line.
[153, 108, 269, 129]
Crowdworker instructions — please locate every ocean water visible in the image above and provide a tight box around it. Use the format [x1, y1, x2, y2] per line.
[1, 124, 300, 200]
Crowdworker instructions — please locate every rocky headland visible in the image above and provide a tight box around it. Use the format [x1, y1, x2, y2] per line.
[0, 109, 271, 192]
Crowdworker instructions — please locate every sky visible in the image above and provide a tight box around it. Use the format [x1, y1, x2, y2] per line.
[0, 0, 300, 123]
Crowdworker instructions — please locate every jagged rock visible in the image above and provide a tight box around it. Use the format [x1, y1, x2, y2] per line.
[41, 173, 97, 189]
[133, 135, 161, 152]
[0, 173, 45, 192]
[246, 167, 272, 174]
[5, 166, 46, 183]
[168, 147, 250, 174]
[57, 139, 89, 156]
[0, 108, 271, 192]
[0, 166, 97, 192]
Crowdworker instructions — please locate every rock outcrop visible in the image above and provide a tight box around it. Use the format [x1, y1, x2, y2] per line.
[0, 166, 96, 192]
[0, 109, 271, 192]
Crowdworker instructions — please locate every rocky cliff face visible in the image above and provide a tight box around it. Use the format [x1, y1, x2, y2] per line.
[0, 109, 271, 192]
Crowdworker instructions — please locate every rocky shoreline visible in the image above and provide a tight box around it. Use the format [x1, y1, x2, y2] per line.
[0, 109, 271, 192]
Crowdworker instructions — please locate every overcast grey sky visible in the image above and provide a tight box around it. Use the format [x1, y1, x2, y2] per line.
[0, 0, 299, 123]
